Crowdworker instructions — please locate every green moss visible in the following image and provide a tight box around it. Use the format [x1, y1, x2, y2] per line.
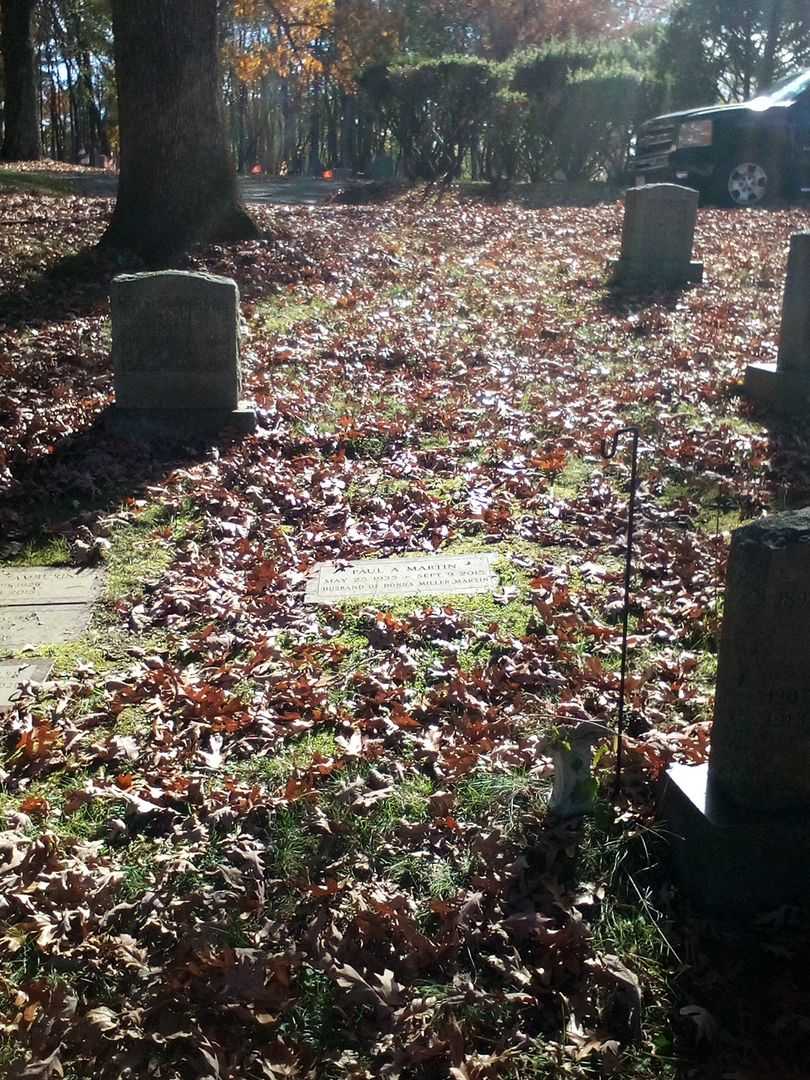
[21, 615, 168, 679]
[419, 433, 451, 451]
[347, 477, 412, 504]
[31, 638, 110, 674]
[425, 476, 466, 499]
[112, 706, 151, 736]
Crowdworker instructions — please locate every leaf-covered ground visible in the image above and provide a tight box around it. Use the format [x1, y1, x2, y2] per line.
[2, 184, 810, 1079]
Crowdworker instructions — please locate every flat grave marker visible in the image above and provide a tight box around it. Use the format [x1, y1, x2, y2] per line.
[0, 659, 53, 712]
[0, 568, 103, 651]
[305, 553, 499, 604]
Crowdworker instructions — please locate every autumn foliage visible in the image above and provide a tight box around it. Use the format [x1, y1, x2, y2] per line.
[2, 181, 810, 1076]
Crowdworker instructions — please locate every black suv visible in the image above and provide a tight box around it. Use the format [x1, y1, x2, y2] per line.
[633, 68, 810, 205]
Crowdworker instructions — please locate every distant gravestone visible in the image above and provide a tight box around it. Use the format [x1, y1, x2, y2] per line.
[369, 155, 395, 181]
[609, 183, 703, 287]
[305, 553, 499, 604]
[661, 509, 810, 911]
[0, 659, 53, 713]
[745, 233, 810, 412]
[107, 271, 256, 438]
[0, 568, 102, 651]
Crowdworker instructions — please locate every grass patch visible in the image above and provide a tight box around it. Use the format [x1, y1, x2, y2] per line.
[552, 456, 591, 499]
[456, 766, 549, 831]
[116, 837, 159, 898]
[573, 802, 679, 1076]
[4, 536, 71, 567]
[105, 499, 201, 600]
[279, 964, 345, 1051]
[0, 769, 126, 842]
[268, 807, 320, 877]
[387, 851, 473, 898]
[232, 732, 340, 788]
[256, 293, 330, 335]
[0, 170, 73, 196]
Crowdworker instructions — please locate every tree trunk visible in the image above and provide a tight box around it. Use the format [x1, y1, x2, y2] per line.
[103, 0, 257, 262]
[758, 0, 785, 91]
[1, 0, 42, 162]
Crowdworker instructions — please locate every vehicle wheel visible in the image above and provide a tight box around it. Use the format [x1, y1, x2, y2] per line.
[720, 158, 782, 207]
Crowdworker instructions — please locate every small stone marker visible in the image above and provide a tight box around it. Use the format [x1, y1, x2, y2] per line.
[0, 568, 102, 651]
[548, 721, 607, 817]
[661, 508, 810, 911]
[0, 659, 53, 712]
[609, 183, 703, 287]
[107, 270, 256, 438]
[305, 553, 499, 604]
[745, 233, 810, 412]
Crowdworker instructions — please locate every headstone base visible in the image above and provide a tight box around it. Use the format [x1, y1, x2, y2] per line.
[660, 762, 810, 914]
[607, 257, 704, 287]
[105, 403, 257, 440]
[744, 363, 810, 412]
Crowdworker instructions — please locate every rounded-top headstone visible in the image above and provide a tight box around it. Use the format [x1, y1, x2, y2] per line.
[710, 508, 810, 812]
[111, 270, 241, 410]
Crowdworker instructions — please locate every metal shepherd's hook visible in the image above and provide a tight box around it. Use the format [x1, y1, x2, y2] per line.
[600, 426, 640, 796]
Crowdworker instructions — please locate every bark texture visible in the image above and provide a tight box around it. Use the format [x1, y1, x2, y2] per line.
[1, 0, 42, 162]
[103, 0, 257, 261]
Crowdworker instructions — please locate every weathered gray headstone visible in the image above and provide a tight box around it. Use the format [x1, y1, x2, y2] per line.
[745, 233, 810, 411]
[0, 659, 53, 712]
[661, 509, 810, 911]
[609, 183, 703, 287]
[106, 271, 256, 437]
[0, 568, 102, 651]
[305, 553, 499, 604]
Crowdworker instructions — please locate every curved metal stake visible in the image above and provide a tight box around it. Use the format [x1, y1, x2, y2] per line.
[601, 426, 640, 796]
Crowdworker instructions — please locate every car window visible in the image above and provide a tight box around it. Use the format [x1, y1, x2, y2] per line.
[764, 69, 810, 103]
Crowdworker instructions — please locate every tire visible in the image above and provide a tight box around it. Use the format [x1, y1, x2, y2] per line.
[717, 157, 783, 207]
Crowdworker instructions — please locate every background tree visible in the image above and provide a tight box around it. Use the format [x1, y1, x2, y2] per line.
[102, 0, 257, 261]
[1, 0, 42, 160]
[657, 0, 810, 106]
[40, 0, 114, 163]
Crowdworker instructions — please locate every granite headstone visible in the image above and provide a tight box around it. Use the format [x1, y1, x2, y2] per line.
[661, 509, 810, 911]
[107, 271, 256, 437]
[609, 183, 703, 287]
[745, 233, 810, 412]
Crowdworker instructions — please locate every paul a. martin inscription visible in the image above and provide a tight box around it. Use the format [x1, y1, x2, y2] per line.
[305, 553, 499, 604]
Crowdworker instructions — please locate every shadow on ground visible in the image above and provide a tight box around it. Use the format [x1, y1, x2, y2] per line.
[0, 246, 139, 329]
[0, 411, 221, 547]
